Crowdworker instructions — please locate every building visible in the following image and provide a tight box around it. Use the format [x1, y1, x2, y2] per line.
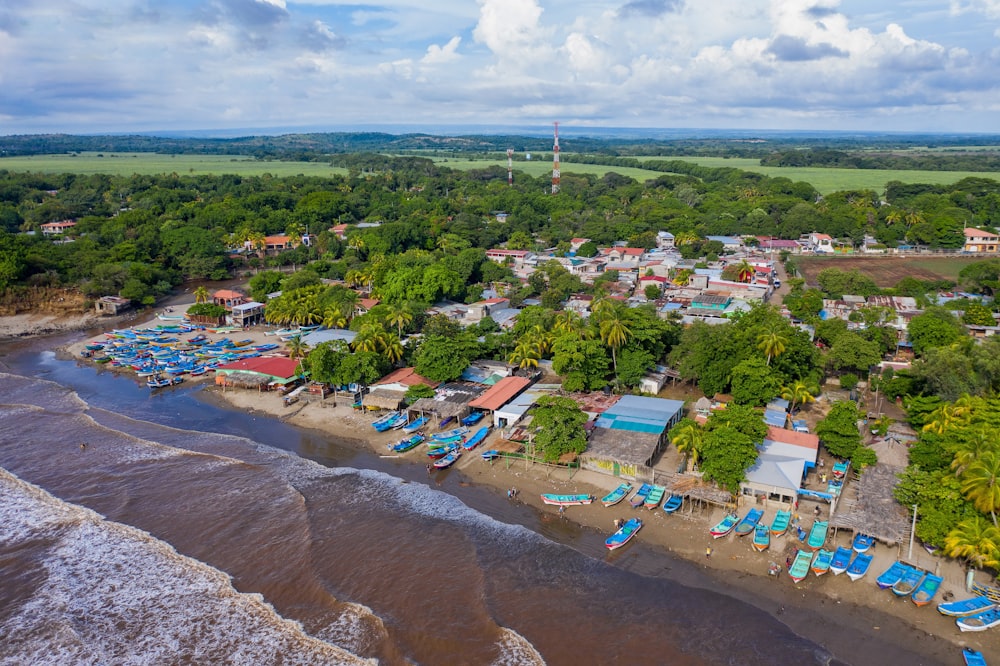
[741, 426, 820, 505]
[365, 367, 440, 411]
[580, 396, 685, 482]
[468, 375, 535, 429]
[807, 233, 834, 253]
[963, 227, 1000, 253]
[656, 231, 675, 249]
[40, 220, 76, 236]
[485, 249, 533, 268]
[94, 295, 130, 316]
[214, 356, 302, 388]
[705, 235, 743, 252]
[464, 297, 511, 323]
[230, 301, 265, 327]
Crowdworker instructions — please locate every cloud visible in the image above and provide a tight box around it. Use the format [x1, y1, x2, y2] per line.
[299, 19, 345, 51]
[617, 0, 682, 19]
[422, 36, 461, 64]
[950, 0, 1000, 18]
[767, 34, 847, 61]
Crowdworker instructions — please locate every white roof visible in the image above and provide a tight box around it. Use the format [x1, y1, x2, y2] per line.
[232, 301, 264, 312]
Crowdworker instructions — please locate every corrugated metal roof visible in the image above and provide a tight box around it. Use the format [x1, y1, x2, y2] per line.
[468, 376, 532, 411]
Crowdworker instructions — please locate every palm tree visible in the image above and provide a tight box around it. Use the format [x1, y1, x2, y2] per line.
[733, 258, 755, 283]
[950, 425, 994, 476]
[943, 515, 1000, 568]
[553, 310, 583, 336]
[960, 450, 1000, 526]
[780, 380, 817, 413]
[385, 304, 413, 338]
[528, 325, 555, 357]
[599, 310, 632, 381]
[508, 339, 540, 372]
[193, 286, 210, 304]
[671, 422, 704, 470]
[286, 336, 309, 361]
[922, 400, 973, 435]
[382, 333, 404, 364]
[756, 327, 788, 366]
[322, 306, 347, 330]
[885, 209, 903, 227]
[674, 231, 700, 246]
[344, 269, 364, 289]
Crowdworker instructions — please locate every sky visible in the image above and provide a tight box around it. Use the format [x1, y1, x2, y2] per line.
[2, 0, 1000, 135]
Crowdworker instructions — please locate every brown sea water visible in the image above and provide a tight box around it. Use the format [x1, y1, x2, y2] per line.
[0, 341, 947, 665]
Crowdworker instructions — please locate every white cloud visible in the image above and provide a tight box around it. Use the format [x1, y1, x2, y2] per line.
[422, 36, 461, 64]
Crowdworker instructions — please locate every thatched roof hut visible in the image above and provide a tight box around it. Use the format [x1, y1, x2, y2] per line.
[363, 389, 406, 411]
[657, 472, 733, 506]
[215, 372, 271, 390]
[830, 463, 910, 545]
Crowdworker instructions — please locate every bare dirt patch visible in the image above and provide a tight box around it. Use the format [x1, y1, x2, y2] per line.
[795, 255, 975, 288]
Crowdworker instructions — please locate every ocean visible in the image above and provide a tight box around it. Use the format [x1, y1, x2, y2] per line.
[0, 339, 947, 665]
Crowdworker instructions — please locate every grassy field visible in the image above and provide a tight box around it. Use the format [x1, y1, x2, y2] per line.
[0, 152, 348, 177]
[645, 156, 999, 194]
[796, 254, 981, 287]
[431, 157, 667, 182]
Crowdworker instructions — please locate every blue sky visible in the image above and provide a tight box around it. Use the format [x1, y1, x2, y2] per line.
[2, 0, 1000, 135]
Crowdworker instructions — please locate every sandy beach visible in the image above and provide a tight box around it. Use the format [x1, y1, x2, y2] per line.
[63, 306, 999, 665]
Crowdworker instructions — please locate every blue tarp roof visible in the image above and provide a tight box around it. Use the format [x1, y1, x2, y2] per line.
[764, 409, 787, 427]
[594, 395, 685, 434]
[767, 398, 790, 411]
[595, 414, 668, 434]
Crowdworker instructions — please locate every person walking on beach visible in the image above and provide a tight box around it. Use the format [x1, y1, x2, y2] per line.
[705, 546, 712, 559]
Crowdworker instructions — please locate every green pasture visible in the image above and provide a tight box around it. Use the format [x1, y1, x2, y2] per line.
[0, 152, 348, 177]
[430, 157, 666, 182]
[645, 156, 999, 194]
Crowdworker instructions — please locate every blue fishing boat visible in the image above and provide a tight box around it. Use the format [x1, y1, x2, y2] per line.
[938, 596, 996, 617]
[432, 427, 468, 441]
[963, 648, 988, 666]
[845, 552, 873, 581]
[426, 443, 458, 459]
[460, 411, 485, 426]
[769, 509, 791, 537]
[392, 433, 426, 453]
[788, 549, 813, 583]
[662, 494, 683, 514]
[462, 426, 491, 451]
[402, 416, 428, 434]
[601, 483, 633, 507]
[806, 520, 828, 550]
[480, 449, 501, 461]
[628, 484, 653, 508]
[892, 567, 926, 597]
[832, 460, 850, 479]
[876, 561, 910, 589]
[710, 513, 739, 538]
[811, 549, 834, 576]
[147, 375, 183, 389]
[958, 607, 1000, 632]
[644, 485, 666, 510]
[734, 508, 764, 537]
[433, 449, 462, 469]
[829, 546, 853, 576]
[852, 533, 875, 553]
[540, 494, 594, 506]
[752, 524, 770, 552]
[912, 573, 944, 606]
[605, 517, 643, 550]
[439, 415, 455, 428]
[372, 411, 400, 431]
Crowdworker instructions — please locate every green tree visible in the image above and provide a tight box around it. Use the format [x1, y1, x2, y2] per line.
[699, 426, 758, 495]
[669, 418, 704, 469]
[826, 331, 882, 374]
[413, 334, 475, 383]
[815, 401, 862, 459]
[249, 270, 284, 303]
[781, 380, 817, 413]
[551, 336, 611, 392]
[907, 306, 965, 357]
[286, 336, 310, 360]
[756, 327, 788, 366]
[406, 383, 437, 402]
[508, 339, 540, 371]
[960, 450, 1000, 526]
[943, 516, 1000, 569]
[193, 285, 210, 304]
[962, 301, 996, 327]
[729, 356, 781, 407]
[598, 306, 632, 383]
[531, 395, 588, 463]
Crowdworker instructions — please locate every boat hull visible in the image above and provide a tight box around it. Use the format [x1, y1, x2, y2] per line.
[938, 596, 996, 617]
[601, 483, 632, 507]
[541, 494, 594, 506]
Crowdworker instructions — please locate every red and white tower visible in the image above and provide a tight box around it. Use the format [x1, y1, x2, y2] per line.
[551, 121, 560, 194]
[507, 148, 514, 187]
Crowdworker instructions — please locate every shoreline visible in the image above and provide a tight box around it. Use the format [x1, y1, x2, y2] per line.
[53, 311, 999, 665]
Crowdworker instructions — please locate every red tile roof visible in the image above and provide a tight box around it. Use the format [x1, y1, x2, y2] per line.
[766, 426, 819, 451]
[216, 356, 299, 379]
[374, 367, 439, 388]
[213, 289, 244, 299]
[468, 376, 532, 411]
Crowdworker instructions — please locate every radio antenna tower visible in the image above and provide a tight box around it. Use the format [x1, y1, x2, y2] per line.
[507, 148, 514, 187]
[551, 121, 561, 194]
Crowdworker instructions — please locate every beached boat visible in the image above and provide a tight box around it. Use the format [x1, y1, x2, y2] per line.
[734, 508, 764, 537]
[601, 483, 633, 507]
[462, 426, 491, 451]
[852, 533, 875, 553]
[957, 607, 1000, 632]
[846, 552, 873, 582]
[831, 460, 849, 479]
[605, 517, 643, 550]
[432, 427, 468, 441]
[811, 549, 834, 576]
[710, 513, 739, 539]
[891, 567, 926, 596]
[911, 573, 944, 606]
[769, 509, 791, 537]
[876, 561, 911, 589]
[426, 443, 459, 459]
[644, 485, 666, 510]
[963, 648, 988, 666]
[662, 494, 683, 514]
[460, 411, 484, 426]
[480, 449, 501, 461]
[540, 494, 594, 507]
[628, 483, 653, 508]
[438, 416, 455, 429]
[806, 520, 828, 550]
[829, 546, 853, 576]
[752, 524, 770, 552]
[938, 596, 996, 617]
[392, 433, 426, 453]
[402, 416, 428, 434]
[372, 411, 400, 431]
[147, 375, 183, 388]
[433, 449, 462, 469]
[388, 413, 410, 430]
[788, 549, 813, 583]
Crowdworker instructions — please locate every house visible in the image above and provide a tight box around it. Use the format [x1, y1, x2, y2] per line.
[213, 290, 246, 311]
[468, 375, 536, 429]
[365, 367, 440, 411]
[355, 297, 380, 317]
[963, 227, 1000, 253]
[757, 238, 801, 252]
[705, 235, 743, 252]
[486, 249, 533, 267]
[656, 231, 675, 249]
[464, 297, 511, 323]
[230, 301, 265, 328]
[214, 356, 301, 387]
[330, 223, 349, 239]
[740, 427, 820, 505]
[569, 237, 591, 252]
[580, 396, 685, 482]
[599, 247, 645, 265]
[40, 220, 76, 236]
[264, 235, 294, 253]
[94, 295, 130, 316]
[638, 275, 668, 295]
[807, 233, 834, 253]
